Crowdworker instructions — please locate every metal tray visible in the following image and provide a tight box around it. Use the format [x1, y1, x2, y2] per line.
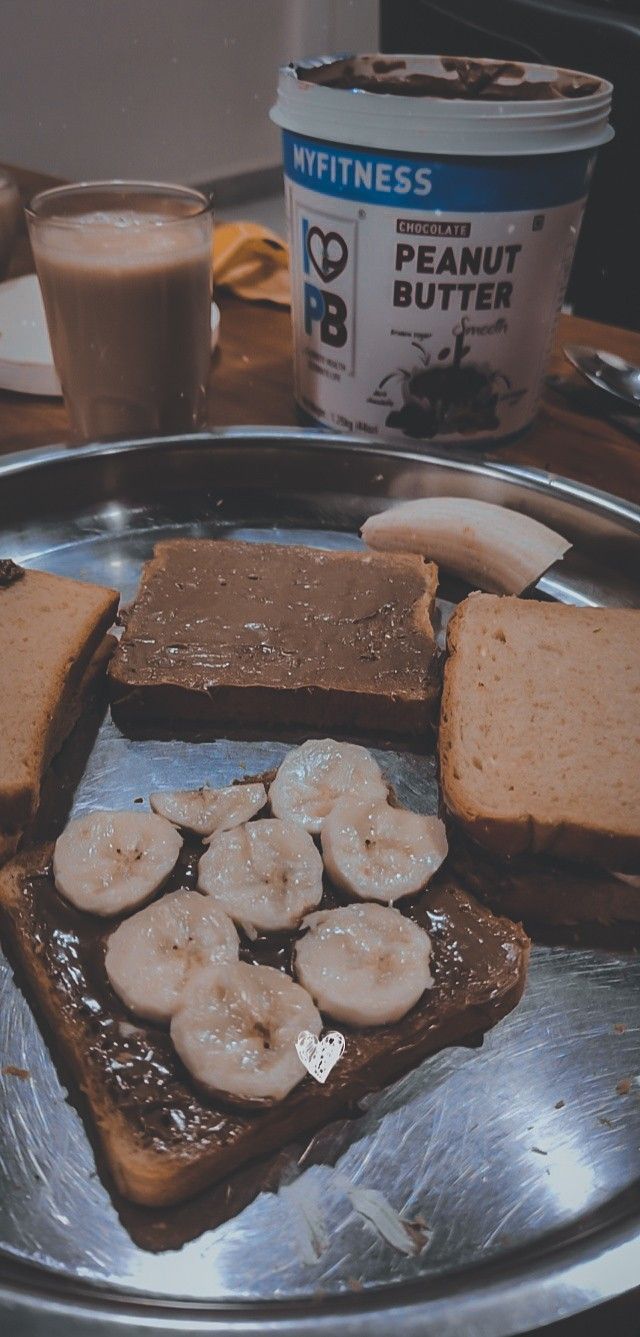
[0, 429, 639, 1337]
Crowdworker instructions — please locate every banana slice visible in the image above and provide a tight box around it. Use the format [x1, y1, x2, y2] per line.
[170, 960, 322, 1104]
[53, 810, 183, 917]
[362, 497, 571, 596]
[197, 818, 324, 934]
[294, 903, 433, 1026]
[321, 796, 447, 902]
[105, 888, 239, 1023]
[149, 783, 267, 838]
[269, 738, 387, 835]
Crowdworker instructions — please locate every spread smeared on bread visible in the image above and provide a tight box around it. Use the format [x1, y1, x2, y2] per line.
[109, 539, 439, 735]
[0, 758, 529, 1206]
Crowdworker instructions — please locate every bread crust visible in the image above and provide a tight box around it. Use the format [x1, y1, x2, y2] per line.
[440, 597, 640, 869]
[110, 679, 440, 736]
[450, 831, 640, 941]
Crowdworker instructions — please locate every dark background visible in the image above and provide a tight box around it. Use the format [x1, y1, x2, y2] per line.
[380, 0, 640, 331]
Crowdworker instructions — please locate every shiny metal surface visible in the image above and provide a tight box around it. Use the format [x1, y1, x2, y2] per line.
[564, 344, 640, 407]
[0, 430, 639, 1336]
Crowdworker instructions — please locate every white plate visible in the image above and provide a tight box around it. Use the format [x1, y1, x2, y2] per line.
[0, 273, 221, 398]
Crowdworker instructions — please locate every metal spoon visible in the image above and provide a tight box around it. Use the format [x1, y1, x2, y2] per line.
[564, 345, 640, 408]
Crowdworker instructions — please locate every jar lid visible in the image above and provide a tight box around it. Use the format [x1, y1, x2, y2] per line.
[271, 54, 614, 157]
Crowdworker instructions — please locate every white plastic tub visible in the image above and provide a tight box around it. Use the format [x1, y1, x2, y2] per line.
[271, 54, 613, 446]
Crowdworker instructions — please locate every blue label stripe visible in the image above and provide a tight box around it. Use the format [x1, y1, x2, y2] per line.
[282, 131, 595, 212]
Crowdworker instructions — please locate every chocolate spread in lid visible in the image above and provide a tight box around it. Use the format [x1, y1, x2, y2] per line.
[296, 55, 602, 100]
[0, 558, 25, 588]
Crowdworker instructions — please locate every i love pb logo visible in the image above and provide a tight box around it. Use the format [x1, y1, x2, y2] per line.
[301, 215, 353, 352]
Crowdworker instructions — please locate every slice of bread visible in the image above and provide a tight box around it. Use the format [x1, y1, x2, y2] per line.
[0, 566, 119, 849]
[109, 539, 439, 736]
[0, 828, 529, 1207]
[0, 634, 114, 862]
[449, 832, 640, 946]
[440, 594, 640, 869]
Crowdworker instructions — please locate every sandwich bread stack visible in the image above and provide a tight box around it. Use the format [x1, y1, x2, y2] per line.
[440, 594, 640, 929]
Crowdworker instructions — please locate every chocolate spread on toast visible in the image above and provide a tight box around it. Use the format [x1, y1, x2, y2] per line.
[4, 830, 528, 1186]
[109, 539, 438, 734]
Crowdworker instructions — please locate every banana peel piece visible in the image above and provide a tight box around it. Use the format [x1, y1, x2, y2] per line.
[361, 497, 571, 595]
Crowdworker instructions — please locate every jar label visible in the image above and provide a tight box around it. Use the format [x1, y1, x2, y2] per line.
[283, 131, 594, 444]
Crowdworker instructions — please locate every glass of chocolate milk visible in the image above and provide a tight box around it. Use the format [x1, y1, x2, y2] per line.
[26, 181, 213, 441]
[0, 172, 21, 280]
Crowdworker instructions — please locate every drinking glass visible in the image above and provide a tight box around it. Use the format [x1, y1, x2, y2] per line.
[27, 181, 213, 441]
[0, 171, 21, 281]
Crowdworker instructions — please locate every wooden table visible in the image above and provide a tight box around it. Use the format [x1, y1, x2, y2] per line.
[1, 163, 639, 506]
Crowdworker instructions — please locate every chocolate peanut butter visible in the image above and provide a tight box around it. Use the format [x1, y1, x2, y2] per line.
[297, 55, 602, 100]
[109, 539, 439, 734]
[271, 53, 612, 446]
[0, 558, 24, 588]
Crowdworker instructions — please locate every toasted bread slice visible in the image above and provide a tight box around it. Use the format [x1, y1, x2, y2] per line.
[0, 565, 119, 838]
[450, 831, 640, 945]
[109, 539, 439, 735]
[440, 595, 640, 869]
[0, 834, 528, 1207]
[0, 634, 115, 862]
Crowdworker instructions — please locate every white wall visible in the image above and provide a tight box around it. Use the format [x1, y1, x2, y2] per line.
[0, 0, 378, 185]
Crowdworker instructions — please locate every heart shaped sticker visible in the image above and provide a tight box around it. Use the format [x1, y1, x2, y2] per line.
[306, 227, 349, 284]
[296, 1029, 345, 1084]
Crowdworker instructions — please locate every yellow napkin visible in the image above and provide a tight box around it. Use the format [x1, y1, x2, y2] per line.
[213, 221, 291, 307]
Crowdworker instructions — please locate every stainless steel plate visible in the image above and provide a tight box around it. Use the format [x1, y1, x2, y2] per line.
[0, 429, 639, 1337]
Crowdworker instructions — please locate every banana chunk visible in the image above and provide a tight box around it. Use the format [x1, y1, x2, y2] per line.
[150, 783, 267, 838]
[362, 496, 570, 596]
[105, 888, 239, 1023]
[269, 738, 387, 835]
[53, 810, 183, 917]
[321, 797, 447, 903]
[197, 818, 324, 934]
[295, 903, 433, 1026]
[170, 961, 322, 1103]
